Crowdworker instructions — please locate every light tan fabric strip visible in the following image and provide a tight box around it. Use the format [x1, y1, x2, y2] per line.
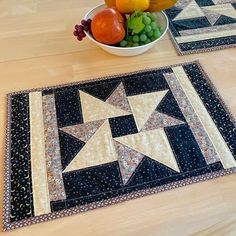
[175, 29, 236, 43]
[172, 66, 236, 169]
[29, 92, 51, 216]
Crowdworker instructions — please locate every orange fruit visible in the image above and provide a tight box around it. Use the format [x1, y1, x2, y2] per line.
[104, 0, 116, 7]
[147, 0, 177, 12]
[116, 0, 150, 14]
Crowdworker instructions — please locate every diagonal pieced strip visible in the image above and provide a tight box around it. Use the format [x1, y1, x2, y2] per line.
[63, 120, 117, 172]
[173, 0, 205, 21]
[175, 0, 192, 9]
[60, 119, 105, 143]
[29, 92, 51, 216]
[115, 129, 180, 173]
[128, 90, 168, 131]
[106, 82, 132, 113]
[114, 140, 144, 185]
[141, 111, 185, 131]
[202, 8, 221, 25]
[42, 94, 66, 202]
[80, 90, 130, 123]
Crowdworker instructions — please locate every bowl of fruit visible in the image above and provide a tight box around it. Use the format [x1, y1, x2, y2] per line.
[74, 1, 176, 56]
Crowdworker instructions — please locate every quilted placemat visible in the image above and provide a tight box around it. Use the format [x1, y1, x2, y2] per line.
[3, 61, 236, 231]
[166, 0, 236, 54]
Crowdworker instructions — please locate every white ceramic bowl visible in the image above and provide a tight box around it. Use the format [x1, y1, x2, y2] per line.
[84, 4, 169, 56]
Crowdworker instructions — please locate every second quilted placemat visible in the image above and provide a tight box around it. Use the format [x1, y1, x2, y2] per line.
[166, 0, 236, 54]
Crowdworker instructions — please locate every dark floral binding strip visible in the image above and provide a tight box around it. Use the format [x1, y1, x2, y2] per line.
[168, 30, 236, 55]
[3, 60, 236, 231]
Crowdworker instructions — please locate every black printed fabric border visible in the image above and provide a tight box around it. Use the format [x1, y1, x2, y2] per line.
[166, 0, 236, 55]
[3, 61, 236, 231]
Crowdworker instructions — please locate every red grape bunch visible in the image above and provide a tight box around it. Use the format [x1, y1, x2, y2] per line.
[73, 19, 92, 41]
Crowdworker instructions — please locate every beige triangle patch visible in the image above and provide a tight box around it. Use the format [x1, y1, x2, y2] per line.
[173, 0, 205, 21]
[115, 129, 180, 173]
[60, 119, 105, 143]
[106, 83, 132, 113]
[80, 91, 130, 123]
[202, 4, 236, 20]
[63, 120, 117, 172]
[128, 90, 168, 131]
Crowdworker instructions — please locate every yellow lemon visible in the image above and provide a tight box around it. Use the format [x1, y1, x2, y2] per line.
[116, 0, 150, 14]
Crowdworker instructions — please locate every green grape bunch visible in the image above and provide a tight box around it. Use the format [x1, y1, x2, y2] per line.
[120, 11, 164, 47]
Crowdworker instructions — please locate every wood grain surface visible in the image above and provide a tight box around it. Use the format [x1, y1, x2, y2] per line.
[0, 0, 236, 235]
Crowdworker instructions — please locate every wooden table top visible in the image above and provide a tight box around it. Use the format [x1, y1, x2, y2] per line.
[0, 0, 236, 235]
